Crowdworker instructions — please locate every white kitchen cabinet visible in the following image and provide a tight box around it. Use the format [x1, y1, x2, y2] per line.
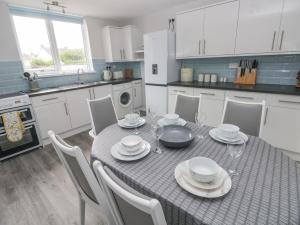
[132, 81, 142, 109]
[278, 0, 300, 52]
[176, 9, 204, 58]
[225, 91, 267, 103]
[203, 1, 239, 56]
[168, 86, 194, 113]
[65, 88, 91, 129]
[103, 25, 143, 62]
[93, 85, 112, 99]
[235, 0, 283, 55]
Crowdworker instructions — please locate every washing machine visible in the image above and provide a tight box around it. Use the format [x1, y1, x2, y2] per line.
[113, 83, 133, 119]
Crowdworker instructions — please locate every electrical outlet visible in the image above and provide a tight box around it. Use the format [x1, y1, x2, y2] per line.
[229, 63, 239, 69]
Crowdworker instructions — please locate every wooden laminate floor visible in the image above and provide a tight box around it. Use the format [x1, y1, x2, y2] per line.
[0, 131, 105, 225]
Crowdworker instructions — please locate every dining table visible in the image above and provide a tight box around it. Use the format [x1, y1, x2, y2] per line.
[91, 117, 300, 225]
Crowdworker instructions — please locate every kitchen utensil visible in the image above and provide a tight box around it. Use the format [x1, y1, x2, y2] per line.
[181, 68, 193, 82]
[124, 68, 133, 79]
[204, 74, 211, 83]
[198, 74, 204, 82]
[188, 157, 219, 183]
[157, 117, 186, 127]
[121, 135, 143, 152]
[125, 113, 140, 124]
[103, 68, 112, 81]
[159, 125, 194, 148]
[218, 124, 240, 139]
[113, 71, 124, 80]
[118, 117, 146, 128]
[211, 74, 217, 83]
[163, 114, 179, 124]
[209, 128, 248, 145]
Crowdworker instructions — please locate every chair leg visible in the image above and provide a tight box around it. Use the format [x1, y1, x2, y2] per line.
[80, 198, 85, 225]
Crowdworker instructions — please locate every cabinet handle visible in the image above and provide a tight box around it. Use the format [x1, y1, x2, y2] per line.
[93, 88, 96, 99]
[198, 40, 201, 55]
[203, 39, 206, 55]
[42, 97, 58, 101]
[88, 89, 92, 99]
[120, 49, 123, 59]
[64, 103, 69, 115]
[134, 88, 136, 97]
[271, 31, 276, 51]
[264, 107, 269, 125]
[279, 30, 285, 50]
[175, 90, 186, 93]
[233, 96, 254, 100]
[278, 100, 300, 104]
[200, 92, 215, 96]
[123, 49, 126, 59]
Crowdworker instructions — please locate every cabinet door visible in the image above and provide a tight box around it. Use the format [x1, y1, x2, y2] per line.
[109, 27, 125, 61]
[176, 9, 204, 58]
[262, 106, 300, 154]
[203, 1, 239, 56]
[133, 85, 142, 109]
[278, 0, 300, 52]
[65, 89, 91, 129]
[34, 102, 71, 139]
[235, 0, 283, 54]
[93, 85, 112, 99]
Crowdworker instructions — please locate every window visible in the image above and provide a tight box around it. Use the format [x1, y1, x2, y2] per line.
[12, 14, 92, 75]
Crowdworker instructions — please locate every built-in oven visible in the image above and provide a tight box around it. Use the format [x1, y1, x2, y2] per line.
[0, 105, 35, 128]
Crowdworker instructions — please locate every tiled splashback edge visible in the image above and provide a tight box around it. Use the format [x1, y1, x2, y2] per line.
[0, 59, 141, 94]
[180, 54, 300, 85]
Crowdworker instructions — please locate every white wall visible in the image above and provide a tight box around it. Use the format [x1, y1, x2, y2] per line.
[0, 0, 20, 61]
[125, 0, 224, 33]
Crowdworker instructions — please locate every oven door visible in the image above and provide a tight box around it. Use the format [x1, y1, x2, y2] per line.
[0, 123, 41, 160]
[0, 105, 35, 128]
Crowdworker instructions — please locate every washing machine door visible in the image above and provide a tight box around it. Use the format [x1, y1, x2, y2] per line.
[119, 90, 132, 107]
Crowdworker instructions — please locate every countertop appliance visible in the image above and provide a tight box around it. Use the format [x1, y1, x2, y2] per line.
[113, 83, 133, 119]
[0, 93, 42, 160]
[144, 30, 178, 115]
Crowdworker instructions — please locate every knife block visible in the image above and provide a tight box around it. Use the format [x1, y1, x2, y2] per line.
[234, 68, 257, 85]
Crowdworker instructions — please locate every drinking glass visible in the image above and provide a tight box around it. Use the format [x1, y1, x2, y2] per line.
[195, 111, 207, 139]
[147, 108, 158, 127]
[151, 125, 163, 154]
[226, 139, 245, 176]
[133, 109, 141, 135]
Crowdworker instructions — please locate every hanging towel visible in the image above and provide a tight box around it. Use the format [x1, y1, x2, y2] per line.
[2, 111, 25, 142]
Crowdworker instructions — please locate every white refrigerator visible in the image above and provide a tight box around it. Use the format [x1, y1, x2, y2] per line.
[144, 30, 178, 115]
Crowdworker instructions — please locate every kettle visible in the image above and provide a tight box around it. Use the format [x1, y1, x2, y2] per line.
[103, 66, 112, 81]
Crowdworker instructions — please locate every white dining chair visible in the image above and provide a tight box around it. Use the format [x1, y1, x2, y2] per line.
[174, 93, 201, 123]
[48, 130, 117, 225]
[87, 95, 118, 138]
[93, 160, 167, 225]
[221, 97, 266, 137]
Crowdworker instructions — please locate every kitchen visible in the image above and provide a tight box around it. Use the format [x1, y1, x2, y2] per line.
[0, 0, 300, 224]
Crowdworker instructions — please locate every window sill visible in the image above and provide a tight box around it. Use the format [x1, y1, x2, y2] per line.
[32, 70, 97, 78]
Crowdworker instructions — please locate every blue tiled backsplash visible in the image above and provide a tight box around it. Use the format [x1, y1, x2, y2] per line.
[180, 54, 300, 85]
[0, 59, 141, 95]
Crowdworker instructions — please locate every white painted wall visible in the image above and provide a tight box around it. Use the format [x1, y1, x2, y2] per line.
[125, 0, 224, 33]
[0, 0, 20, 61]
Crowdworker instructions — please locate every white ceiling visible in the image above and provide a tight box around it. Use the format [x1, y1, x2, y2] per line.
[5, 0, 199, 19]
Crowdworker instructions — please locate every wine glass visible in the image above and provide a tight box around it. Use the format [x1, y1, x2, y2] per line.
[147, 107, 158, 127]
[151, 125, 163, 154]
[226, 139, 245, 176]
[195, 111, 207, 139]
[133, 109, 141, 135]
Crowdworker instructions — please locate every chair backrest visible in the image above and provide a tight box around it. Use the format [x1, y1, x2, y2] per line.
[221, 97, 266, 137]
[93, 160, 167, 225]
[48, 130, 116, 225]
[87, 95, 118, 136]
[174, 94, 201, 122]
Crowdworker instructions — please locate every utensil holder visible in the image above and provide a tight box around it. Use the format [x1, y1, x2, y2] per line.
[29, 80, 40, 91]
[234, 69, 257, 85]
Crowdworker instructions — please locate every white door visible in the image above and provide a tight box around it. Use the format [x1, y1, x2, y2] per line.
[144, 31, 168, 84]
[278, 0, 300, 52]
[109, 27, 125, 61]
[145, 85, 167, 116]
[65, 89, 91, 129]
[203, 1, 239, 56]
[133, 85, 142, 109]
[235, 0, 283, 54]
[34, 102, 71, 139]
[93, 85, 112, 99]
[262, 106, 300, 154]
[176, 9, 204, 57]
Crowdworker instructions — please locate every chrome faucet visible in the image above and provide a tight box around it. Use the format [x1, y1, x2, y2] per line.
[76, 68, 84, 84]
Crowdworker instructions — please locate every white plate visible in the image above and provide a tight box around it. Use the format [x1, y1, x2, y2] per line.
[157, 118, 187, 127]
[175, 162, 232, 198]
[118, 143, 146, 156]
[181, 161, 227, 190]
[209, 128, 248, 145]
[111, 140, 151, 161]
[118, 118, 146, 128]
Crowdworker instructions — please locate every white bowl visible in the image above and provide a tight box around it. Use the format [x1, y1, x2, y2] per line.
[164, 113, 179, 124]
[188, 157, 219, 183]
[121, 135, 143, 152]
[218, 124, 240, 139]
[125, 113, 140, 124]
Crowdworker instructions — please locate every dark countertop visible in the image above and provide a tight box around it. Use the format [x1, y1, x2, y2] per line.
[168, 81, 300, 96]
[22, 78, 142, 97]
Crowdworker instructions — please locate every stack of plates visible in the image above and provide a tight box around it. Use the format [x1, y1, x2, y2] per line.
[118, 117, 146, 128]
[174, 158, 231, 198]
[157, 113, 187, 127]
[111, 135, 151, 161]
[209, 127, 248, 145]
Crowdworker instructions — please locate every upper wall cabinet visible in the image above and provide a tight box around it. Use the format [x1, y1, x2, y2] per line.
[176, 1, 239, 58]
[103, 25, 143, 62]
[235, 0, 283, 55]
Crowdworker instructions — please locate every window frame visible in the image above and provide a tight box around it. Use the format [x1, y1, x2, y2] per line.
[11, 12, 94, 76]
